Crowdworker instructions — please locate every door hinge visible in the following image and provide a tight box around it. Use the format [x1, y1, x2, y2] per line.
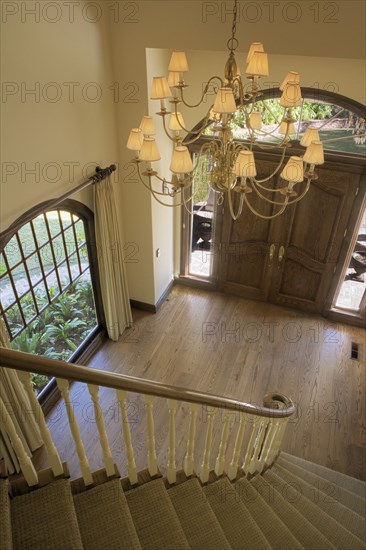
[355, 186, 359, 196]
[344, 228, 347, 238]
[333, 265, 337, 274]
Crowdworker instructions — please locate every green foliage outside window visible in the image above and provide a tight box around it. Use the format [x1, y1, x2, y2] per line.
[9, 276, 97, 394]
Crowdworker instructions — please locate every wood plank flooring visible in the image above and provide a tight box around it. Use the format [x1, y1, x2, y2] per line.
[33, 285, 366, 481]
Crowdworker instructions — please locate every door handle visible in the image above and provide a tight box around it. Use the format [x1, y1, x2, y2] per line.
[269, 244, 276, 261]
[278, 245, 285, 263]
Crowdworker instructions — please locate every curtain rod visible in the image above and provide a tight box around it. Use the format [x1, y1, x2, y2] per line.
[0, 164, 116, 245]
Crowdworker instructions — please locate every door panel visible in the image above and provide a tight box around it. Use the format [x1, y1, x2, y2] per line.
[218, 161, 281, 301]
[270, 168, 360, 313]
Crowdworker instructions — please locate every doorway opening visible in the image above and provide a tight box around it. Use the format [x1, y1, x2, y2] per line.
[188, 153, 216, 278]
[335, 205, 366, 313]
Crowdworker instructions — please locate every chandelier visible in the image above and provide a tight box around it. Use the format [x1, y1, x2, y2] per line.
[126, 0, 325, 220]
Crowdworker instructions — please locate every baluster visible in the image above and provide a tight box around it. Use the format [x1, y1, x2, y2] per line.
[184, 402, 199, 477]
[263, 418, 282, 467]
[267, 418, 288, 464]
[18, 371, 63, 477]
[214, 409, 233, 477]
[257, 419, 278, 474]
[116, 390, 138, 484]
[144, 395, 158, 476]
[0, 395, 39, 486]
[57, 379, 93, 486]
[199, 406, 216, 483]
[227, 411, 246, 480]
[88, 384, 115, 477]
[247, 418, 270, 475]
[167, 399, 177, 484]
[241, 418, 260, 474]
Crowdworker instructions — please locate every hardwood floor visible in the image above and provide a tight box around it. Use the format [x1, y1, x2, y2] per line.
[33, 285, 366, 481]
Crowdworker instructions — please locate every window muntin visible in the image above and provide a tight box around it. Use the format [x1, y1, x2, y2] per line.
[0, 208, 99, 394]
[0, 210, 92, 340]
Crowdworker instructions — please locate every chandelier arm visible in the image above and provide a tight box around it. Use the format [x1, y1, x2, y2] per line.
[136, 163, 178, 194]
[170, 102, 214, 137]
[182, 187, 204, 216]
[148, 180, 193, 208]
[228, 188, 245, 220]
[233, 142, 250, 154]
[149, 190, 186, 208]
[251, 182, 287, 203]
[178, 76, 224, 109]
[286, 180, 311, 204]
[136, 163, 195, 200]
[252, 148, 287, 184]
[261, 101, 283, 125]
[243, 193, 289, 219]
[161, 115, 183, 144]
[296, 100, 305, 140]
[252, 178, 312, 206]
[316, 107, 346, 131]
[233, 77, 251, 106]
[250, 123, 283, 138]
[182, 128, 213, 146]
[200, 140, 220, 158]
[138, 172, 177, 197]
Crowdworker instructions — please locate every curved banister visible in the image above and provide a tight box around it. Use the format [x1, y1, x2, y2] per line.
[0, 348, 295, 418]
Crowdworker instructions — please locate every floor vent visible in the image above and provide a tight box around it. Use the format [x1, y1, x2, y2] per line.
[351, 342, 359, 360]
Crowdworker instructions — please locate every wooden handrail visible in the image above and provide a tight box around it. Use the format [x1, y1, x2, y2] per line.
[0, 348, 295, 418]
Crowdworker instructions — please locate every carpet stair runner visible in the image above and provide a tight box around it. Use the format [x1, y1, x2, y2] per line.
[1, 452, 365, 550]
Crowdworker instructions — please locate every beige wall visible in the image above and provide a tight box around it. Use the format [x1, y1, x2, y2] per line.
[1, 0, 365, 306]
[0, 1, 119, 227]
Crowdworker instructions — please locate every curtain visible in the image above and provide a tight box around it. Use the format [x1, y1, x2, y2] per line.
[0, 320, 43, 474]
[94, 175, 133, 341]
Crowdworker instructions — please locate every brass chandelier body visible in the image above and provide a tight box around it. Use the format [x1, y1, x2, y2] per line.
[127, 0, 325, 220]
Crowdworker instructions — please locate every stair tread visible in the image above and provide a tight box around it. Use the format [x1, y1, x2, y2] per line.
[168, 477, 231, 549]
[251, 475, 336, 549]
[273, 462, 366, 542]
[73, 478, 141, 550]
[235, 477, 304, 549]
[278, 455, 366, 517]
[264, 468, 366, 549]
[204, 477, 272, 550]
[281, 452, 366, 498]
[125, 478, 190, 549]
[11, 479, 83, 550]
[0, 479, 12, 550]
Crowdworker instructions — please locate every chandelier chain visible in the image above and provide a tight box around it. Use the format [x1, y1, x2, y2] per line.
[227, 0, 239, 52]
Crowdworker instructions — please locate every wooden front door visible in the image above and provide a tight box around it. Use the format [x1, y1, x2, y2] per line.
[217, 158, 364, 314]
[269, 165, 362, 313]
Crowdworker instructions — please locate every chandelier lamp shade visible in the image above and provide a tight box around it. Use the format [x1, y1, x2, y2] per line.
[126, 0, 326, 220]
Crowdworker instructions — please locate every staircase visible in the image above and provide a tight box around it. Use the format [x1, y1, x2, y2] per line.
[0, 349, 365, 549]
[1, 452, 365, 550]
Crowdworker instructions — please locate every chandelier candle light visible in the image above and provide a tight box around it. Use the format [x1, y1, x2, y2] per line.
[126, 0, 325, 220]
